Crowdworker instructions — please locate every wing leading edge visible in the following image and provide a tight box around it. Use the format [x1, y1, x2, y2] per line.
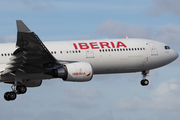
[2, 20, 61, 75]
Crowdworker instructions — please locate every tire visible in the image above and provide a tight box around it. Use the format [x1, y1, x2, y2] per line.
[4, 92, 10, 101]
[9, 92, 16, 100]
[141, 79, 149, 86]
[144, 79, 149, 85]
[17, 85, 27, 94]
[4, 92, 17, 101]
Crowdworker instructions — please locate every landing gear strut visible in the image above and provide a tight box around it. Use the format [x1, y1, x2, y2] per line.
[4, 83, 27, 101]
[141, 70, 149, 86]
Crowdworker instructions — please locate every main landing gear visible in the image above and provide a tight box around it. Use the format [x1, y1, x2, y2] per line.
[4, 83, 27, 101]
[141, 70, 149, 86]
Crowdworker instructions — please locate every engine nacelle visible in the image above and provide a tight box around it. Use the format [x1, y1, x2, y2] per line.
[49, 62, 93, 82]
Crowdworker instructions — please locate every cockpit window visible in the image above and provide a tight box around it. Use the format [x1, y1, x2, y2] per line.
[165, 46, 170, 50]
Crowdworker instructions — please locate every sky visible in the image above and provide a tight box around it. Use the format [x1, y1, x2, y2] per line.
[0, 0, 180, 120]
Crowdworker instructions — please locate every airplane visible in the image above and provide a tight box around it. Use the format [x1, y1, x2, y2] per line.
[0, 20, 178, 101]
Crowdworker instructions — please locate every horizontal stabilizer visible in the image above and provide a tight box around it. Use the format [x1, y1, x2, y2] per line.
[16, 20, 31, 32]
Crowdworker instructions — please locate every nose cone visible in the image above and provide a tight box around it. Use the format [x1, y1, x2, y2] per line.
[170, 50, 179, 62]
[173, 50, 179, 60]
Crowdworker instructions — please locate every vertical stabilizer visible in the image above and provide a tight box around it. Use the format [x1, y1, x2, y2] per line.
[16, 20, 31, 32]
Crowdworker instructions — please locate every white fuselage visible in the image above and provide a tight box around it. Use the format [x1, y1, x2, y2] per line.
[0, 38, 178, 81]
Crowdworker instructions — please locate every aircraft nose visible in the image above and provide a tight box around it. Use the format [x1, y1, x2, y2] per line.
[171, 50, 179, 61]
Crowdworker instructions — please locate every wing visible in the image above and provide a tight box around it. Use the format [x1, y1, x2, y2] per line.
[2, 20, 61, 75]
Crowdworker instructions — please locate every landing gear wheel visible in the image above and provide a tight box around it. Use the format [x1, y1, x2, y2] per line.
[141, 79, 149, 86]
[4, 92, 17, 101]
[4, 92, 10, 101]
[4, 81, 28, 101]
[17, 85, 27, 94]
[9, 92, 16, 100]
[141, 70, 149, 86]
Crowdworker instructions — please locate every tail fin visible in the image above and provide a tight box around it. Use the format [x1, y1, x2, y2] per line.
[16, 20, 31, 32]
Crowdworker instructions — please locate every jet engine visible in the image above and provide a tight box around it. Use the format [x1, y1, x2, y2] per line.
[47, 62, 93, 82]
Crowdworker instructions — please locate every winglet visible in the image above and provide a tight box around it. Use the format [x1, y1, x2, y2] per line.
[16, 20, 31, 32]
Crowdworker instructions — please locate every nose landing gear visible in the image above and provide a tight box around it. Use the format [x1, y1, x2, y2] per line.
[141, 70, 149, 86]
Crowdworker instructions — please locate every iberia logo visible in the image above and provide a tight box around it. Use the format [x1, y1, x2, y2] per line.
[86, 72, 91, 76]
[72, 72, 91, 76]
[72, 72, 85, 75]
